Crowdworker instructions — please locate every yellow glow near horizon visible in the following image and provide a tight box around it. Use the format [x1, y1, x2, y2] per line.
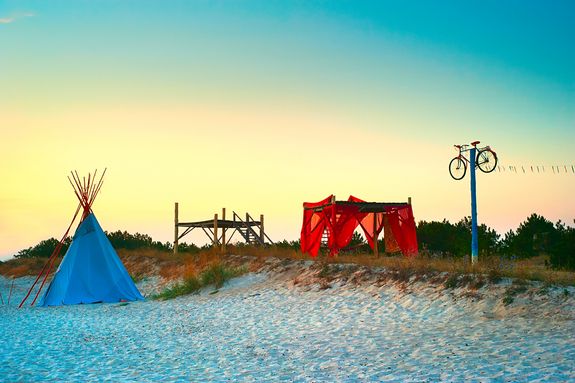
[1, 100, 574, 258]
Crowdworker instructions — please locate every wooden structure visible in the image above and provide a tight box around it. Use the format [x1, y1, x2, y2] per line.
[322, 199, 412, 256]
[173, 203, 273, 254]
[302, 195, 416, 257]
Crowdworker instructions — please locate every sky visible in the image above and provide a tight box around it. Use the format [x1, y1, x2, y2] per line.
[1, 1, 574, 259]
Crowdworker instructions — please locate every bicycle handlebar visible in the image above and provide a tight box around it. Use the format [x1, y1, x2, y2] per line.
[454, 144, 470, 151]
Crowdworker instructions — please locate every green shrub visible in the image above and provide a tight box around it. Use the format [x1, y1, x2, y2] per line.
[444, 274, 459, 289]
[200, 264, 246, 289]
[549, 222, 575, 271]
[15, 238, 71, 259]
[154, 276, 202, 300]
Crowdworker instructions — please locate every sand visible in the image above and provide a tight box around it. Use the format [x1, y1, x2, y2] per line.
[1, 261, 574, 382]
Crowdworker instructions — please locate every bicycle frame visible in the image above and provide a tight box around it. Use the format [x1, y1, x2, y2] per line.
[454, 144, 491, 166]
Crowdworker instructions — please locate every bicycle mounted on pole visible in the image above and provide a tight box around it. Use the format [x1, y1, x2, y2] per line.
[449, 141, 498, 180]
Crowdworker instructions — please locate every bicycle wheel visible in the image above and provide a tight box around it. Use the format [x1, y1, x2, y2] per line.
[476, 149, 497, 173]
[449, 157, 467, 180]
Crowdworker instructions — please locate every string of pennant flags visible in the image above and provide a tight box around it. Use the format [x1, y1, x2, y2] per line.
[495, 164, 575, 174]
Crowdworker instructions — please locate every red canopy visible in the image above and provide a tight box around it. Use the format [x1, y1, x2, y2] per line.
[300, 195, 418, 257]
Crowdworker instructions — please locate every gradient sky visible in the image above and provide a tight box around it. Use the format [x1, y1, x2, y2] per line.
[1, 1, 574, 259]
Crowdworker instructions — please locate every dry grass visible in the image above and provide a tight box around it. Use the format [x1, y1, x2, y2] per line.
[0, 257, 60, 278]
[2, 246, 573, 287]
[226, 246, 575, 286]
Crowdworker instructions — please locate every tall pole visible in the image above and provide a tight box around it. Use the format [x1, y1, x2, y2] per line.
[174, 202, 179, 255]
[470, 148, 479, 264]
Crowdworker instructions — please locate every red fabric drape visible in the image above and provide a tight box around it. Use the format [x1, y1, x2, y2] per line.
[300, 195, 332, 256]
[300, 195, 418, 257]
[329, 196, 364, 254]
[383, 214, 400, 253]
[350, 195, 384, 250]
[384, 205, 418, 256]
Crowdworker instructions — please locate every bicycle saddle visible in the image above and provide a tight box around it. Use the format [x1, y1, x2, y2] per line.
[471, 140, 480, 146]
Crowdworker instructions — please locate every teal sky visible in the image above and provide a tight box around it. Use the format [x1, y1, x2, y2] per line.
[2, 1, 573, 142]
[1, 1, 574, 257]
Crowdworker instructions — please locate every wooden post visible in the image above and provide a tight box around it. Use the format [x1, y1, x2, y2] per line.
[373, 212, 379, 257]
[213, 213, 219, 248]
[260, 214, 264, 244]
[408, 197, 412, 206]
[174, 202, 179, 255]
[222, 208, 226, 252]
[246, 212, 250, 244]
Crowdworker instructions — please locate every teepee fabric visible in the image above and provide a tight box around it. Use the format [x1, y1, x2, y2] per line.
[39, 213, 144, 306]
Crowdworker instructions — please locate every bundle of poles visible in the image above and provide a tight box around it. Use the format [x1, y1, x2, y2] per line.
[0, 278, 16, 305]
[18, 169, 106, 308]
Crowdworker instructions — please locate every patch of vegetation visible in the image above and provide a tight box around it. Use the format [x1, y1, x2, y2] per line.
[131, 273, 146, 283]
[15, 238, 71, 259]
[318, 264, 339, 279]
[394, 268, 413, 283]
[487, 270, 502, 284]
[154, 263, 248, 300]
[419, 213, 575, 271]
[417, 217, 499, 257]
[154, 276, 202, 300]
[502, 295, 514, 306]
[502, 283, 529, 306]
[470, 277, 485, 290]
[200, 263, 246, 289]
[444, 274, 459, 289]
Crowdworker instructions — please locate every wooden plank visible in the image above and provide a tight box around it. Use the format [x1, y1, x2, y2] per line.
[177, 219, 260, 228]
[304, 201, 410, 213]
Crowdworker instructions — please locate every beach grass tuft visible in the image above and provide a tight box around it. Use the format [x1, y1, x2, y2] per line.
[154, 262, 248, 300]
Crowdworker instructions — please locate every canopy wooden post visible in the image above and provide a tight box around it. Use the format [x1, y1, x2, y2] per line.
[260, 214, 264, 244]
[221, 208, 226, 252]
[174, 202, 179, 255]
[213, 214, 218, 248]
[373, 212, 379, 257]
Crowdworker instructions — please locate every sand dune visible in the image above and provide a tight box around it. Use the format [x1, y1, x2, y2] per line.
[1, 259, 574, 382]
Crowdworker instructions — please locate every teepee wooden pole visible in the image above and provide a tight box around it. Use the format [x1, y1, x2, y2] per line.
[8, 278, 14, 305]
[29, 203, 82, 306]
[17, 206, 76, 309]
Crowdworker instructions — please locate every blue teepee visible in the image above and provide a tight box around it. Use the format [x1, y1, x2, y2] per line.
[39, 213, 144, 306]
[16, 170, 146, 307]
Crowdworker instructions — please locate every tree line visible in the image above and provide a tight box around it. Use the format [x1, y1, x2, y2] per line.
[11, 213, 574, 271]
[13, 231, 204, 259]
[417, 213, 574, 270]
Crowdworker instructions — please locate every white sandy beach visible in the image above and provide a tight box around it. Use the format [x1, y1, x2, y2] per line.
[1, 260, 574, 382]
